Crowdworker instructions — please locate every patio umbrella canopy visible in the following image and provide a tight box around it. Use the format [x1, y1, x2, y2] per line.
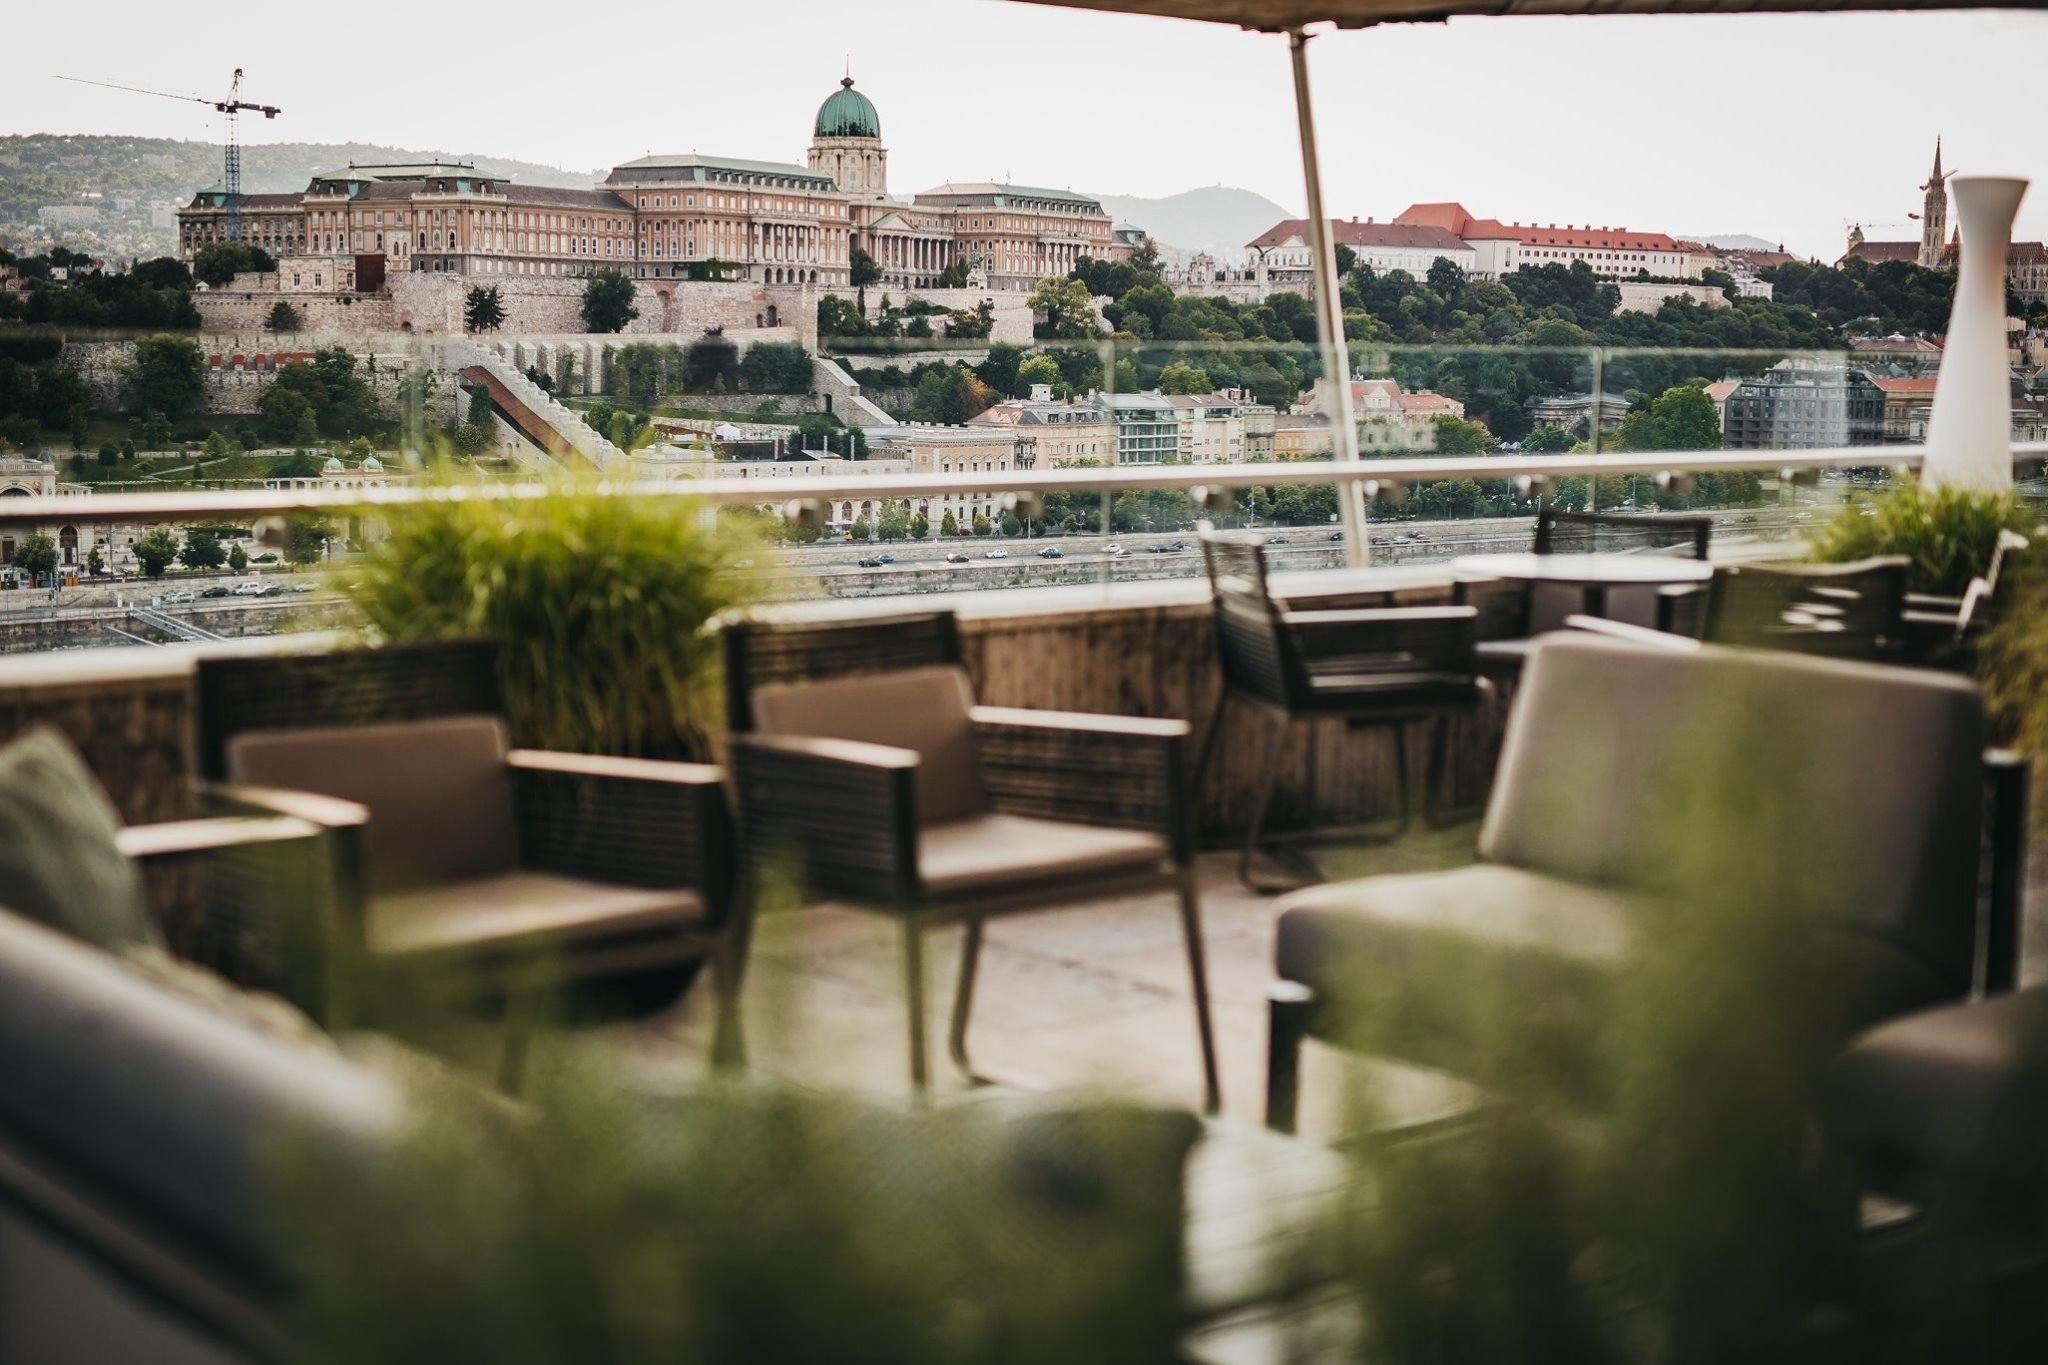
[1012, 0, 2039, 31]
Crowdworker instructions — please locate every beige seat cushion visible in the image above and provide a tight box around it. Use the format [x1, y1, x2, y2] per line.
[917, 813, 1169, 900]
[226, 715, 521, 894]
[371, 871, 704, 960]
[752, 664, 987, 824]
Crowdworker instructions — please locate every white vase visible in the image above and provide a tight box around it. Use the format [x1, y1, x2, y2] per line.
[1922, 175, 2028, 494]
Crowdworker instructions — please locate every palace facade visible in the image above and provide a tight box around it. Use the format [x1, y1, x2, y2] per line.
[180, 77, 1137, 294]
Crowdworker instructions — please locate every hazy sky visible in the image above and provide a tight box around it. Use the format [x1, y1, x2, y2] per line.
[11, 0, 2044, 261]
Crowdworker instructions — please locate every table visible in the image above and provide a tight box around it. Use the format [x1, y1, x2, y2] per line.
[1451, 551, 1713, 620]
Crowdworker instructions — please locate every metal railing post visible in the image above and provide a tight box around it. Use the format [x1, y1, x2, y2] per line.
[1288, 26, 1370, 570]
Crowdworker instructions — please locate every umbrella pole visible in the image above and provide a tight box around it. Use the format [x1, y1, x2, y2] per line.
[1288, 25, 1370, 568]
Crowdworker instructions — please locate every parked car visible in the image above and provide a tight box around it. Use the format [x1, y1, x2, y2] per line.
[876, 553, 895, 565]
[1105, 544, 1128, 558]
[199, 586, 231, 599]
[289, 581, 316, 593]
[1265, 535, 1289, 545]
[945, 552, 969, 564]
[1037, 546, 1064, 559]
[258, 583, 287, 597]
[984, 549, 1009, 560]
[232, 581, 267, 597]
[857, 556, 885, 568]
[160, 589, 196, 605]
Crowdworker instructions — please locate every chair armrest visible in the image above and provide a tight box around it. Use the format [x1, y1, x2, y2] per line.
[969, 706, 1191, 859]
[117, 814, 325, 866]
[1561, 614, 1700, 652]
[1655, 582, 1707, 638]
[1904, 591, 1966, 614]
[728, 733, 919, 906]
[200, 781, 370, 833]
[1983, 748, 2029, 995]
[507, 749, 730, 901]
[1278, 605, 1478, 675]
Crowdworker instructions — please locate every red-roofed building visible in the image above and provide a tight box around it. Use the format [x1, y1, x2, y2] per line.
[1871, 374, 1942, 442]
[1391, 202, 1704, 281]
[1245, 217, 1475, 292]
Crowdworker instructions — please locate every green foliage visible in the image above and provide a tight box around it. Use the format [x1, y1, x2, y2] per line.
[227, 542, 247, 572]
[85, 546, 103, 576]
[463, 284, 506, 333]
[848, 247, 882, 292]
[817, 294, 867, 337]
[1156, 361, 1212, 395]
[271, 1073, 1191, 1365]
[1612, 384, 1723, 453]
[13, 532, 57, 581]
[580, 270, 639, 334]
[1028, 277, 1100, 340]
[178, 528, 226, 571]
[939, 508, 958, 536]
[202, 429, 231, 460]
[123, 335, 207, 423]
[1810, 482, 2029, 596]
[344, 481, 760, 757]
[265, 300, 303, 333]
[132, 526, 178, 577]
[191, 242, 276, 287]
[1980, 552, 2048, 824]
[257, 349, 379, 442]
[739, 342, 812, 395]
[682, 338, 740, 392]
[910, 366, 994, 424]
[282, 515, 331, 566]
[1014, 353, 1065, 397]
[971, 511, 991, 536]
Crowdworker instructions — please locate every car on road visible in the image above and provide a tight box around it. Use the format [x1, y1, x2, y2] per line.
[1328, 530, 1344, 541]
[1265, 535, 1289, 545]
[945, 552, 969, 564]
[232, 581, 267, 596]
[857, 555, 886, 568]
[1105, 544, 1128, 557]
[1037, 546, 1064, 559]
[199, 586, 231, 599]
[983, 548, 1009, 560]
[160, 589, 196, 604]
[289, 581, 316, 593]
[876, 553, 895, 565]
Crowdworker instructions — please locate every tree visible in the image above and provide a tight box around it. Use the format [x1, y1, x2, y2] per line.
[130, 257, 192, 291]
[124, 335, 206, 423]
[910, 366, 994, 424]
[1522, 426, 1575, 453]
[85, 546, 104, 576]
[940, 508, 959, 537]
[580, 270, 638, 333]
[849, 249, 882, 309]
[910, 512, 930, 539]
[1015, 353, 1065, 397]
[876, 501, 909, 542]
[191, 242, 276, 288]
[265, 300, 302, 333]
[68, 407, 89, 451]
[682, 338, 740, 391]
[179, 528, 226, 571]
[1000, 512, 1023, 537]
[1614, 383, 1724, 453]
[464, 284, 506, 333]
[971, 511, 991, 536]
[133, 526, 179, 578]
[282, 516, 331, 566]
[1157, 361, 1213, 395]
[96, 443, 118, 467]
[13, 532, 56, 583]
[202, 429, 231, 461]
[817, 294, 867, 337]
[739, 342, 812, 394]
[227, 542, 248, 573]
[1028, 277, 1100, 340]
[936, 259, 971, 288]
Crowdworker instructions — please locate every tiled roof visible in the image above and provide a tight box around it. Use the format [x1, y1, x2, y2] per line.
[502, 185, 633, 210]
[1507, 223, 1682, 251]
[1398, 391, 1461, 412]
[1843, 240, 1921, 264]
[1246, 218, 1469, 252]
[916, 182, 1106, 210]
[1705, 379, 1741, 403]
[607, 155, 833, 187]
[1870, 376, 1940, 394]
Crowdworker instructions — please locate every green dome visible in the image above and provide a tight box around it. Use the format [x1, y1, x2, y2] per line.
[321, 455, 344, 473]
[814, 78, 880, 139]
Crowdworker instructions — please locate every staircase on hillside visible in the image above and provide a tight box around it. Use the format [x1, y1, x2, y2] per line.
[451, 343, 625, 472]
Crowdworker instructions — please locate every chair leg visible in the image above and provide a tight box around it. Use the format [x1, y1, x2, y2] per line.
[901, 915, 930, 1098]
[947, 917, 985, 1082]
[1177, 872, 1222, 1116]
[1391, 720, 1414, 833]
[1265, 981, 1315, 1134]
[1191, 688, 1230, 799]
[1239, 715, 1303, 894]
[708, 926, 750, 1073]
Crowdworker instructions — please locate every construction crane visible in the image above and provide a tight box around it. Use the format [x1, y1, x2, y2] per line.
[56, 70, 281, 244]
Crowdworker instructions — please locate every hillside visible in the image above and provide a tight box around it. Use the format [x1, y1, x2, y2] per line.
[1090, 185, 1297, 262]
[0, 134, 596, 260]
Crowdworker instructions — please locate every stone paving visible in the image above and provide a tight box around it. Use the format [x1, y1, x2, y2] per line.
[628, 826, 1480, 1134]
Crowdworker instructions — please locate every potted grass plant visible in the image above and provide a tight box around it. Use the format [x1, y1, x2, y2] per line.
[340, 479, 762, 759]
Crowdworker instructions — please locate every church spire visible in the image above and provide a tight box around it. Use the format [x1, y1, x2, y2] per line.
[1918, 135, 1949, 269]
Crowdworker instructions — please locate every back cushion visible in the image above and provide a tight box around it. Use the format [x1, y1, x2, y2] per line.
[1481, 635, 1984, 987]
[227, 715, 519, 893]
[0, 727, 157, 952]
[752, 665, 986, 824]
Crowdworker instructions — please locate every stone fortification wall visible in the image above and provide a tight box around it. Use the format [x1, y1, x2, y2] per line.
[200, 273, 821, 348]
[65, 335, 455, 423]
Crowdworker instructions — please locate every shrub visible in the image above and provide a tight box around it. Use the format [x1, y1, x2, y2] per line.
[344, 481, 761, 757]
[1810, 482, 2030, 596]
